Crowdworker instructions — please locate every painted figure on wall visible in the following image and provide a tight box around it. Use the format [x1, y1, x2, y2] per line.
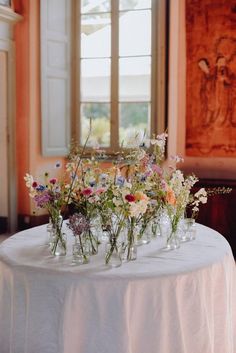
[186, 1, 236, 156]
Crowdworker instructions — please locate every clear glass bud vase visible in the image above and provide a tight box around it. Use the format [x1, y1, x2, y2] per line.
[105, 235, 122, 268]
[136, 222, 151, 246]
[50, 213, 67, 256]
[72, 236, 90, 265]
[122, 220, 137, 261]
[86, 229, 99, 255]
[50, 230, 67, 256]
[166, 229, 180, 250]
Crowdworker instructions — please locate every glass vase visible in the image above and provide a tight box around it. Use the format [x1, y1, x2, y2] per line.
[50, 231, 67, 256]
[151, 217, 161, 238]
[136, 222, 151, 246]
[50, 212, 67, 256]
[166, 229, 180, 250]
[183, 218, 196, 241]
[86, 229, 99, 255]
[122, 220, 137, 261]
[105, 235, 122, 268]
[72, 236, 90, 265]
[46, 217, 53, 245]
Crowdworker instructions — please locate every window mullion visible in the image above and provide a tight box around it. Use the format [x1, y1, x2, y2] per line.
[151, 0, 157, 136]
[76, 0, 81, 143]
[152, 0, 167, 135]
[72, 0, 79, 142]
[110, 0, 119, 151]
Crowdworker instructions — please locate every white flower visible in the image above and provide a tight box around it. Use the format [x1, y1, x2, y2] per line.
[194, 188, 208, 204]
[199, 196, 207, 204]
[170, 155, 184, 163]
[195, 188, 207, 198]
[129, 200, 148, 217]
[24, 173, 34, 188]
[113, 197, 123, 208]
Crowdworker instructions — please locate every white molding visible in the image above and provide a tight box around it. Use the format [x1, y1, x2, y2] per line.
[0, 5, 22, 23]
[0, 21, 18, 232]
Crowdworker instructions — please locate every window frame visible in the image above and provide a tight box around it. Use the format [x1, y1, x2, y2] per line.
[40, 0, 168, 157]
[72, 0, 168, 153]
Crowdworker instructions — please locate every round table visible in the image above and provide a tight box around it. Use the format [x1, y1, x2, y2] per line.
[0, 223, 235, 353]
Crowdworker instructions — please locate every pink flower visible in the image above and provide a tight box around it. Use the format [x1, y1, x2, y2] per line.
[32, 181, 38, 188]
[125, 194, 136, 202]
[161, 179, 168, 191]
[49, 178, 57, 184]
[152, 164, 163, 175]
[96, 187, 106, 194]
[81, 188, 93, 196]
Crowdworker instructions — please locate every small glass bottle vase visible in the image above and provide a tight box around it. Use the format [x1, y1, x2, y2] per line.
[122, 222, 137, 261]
[50, 230, 67, 256]
[183, 218, 196, 241]
[86, 229, 99, 255]
[105, 235, 122, 268]
[136, 222, 151, 246]
[166, 229, 180, 250]
[72, 236, 90, 265]
[50, 214, 67, 256]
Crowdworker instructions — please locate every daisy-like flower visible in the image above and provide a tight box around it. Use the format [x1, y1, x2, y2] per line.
[24, 174, 34, 188]
[129, 199, 148, 217]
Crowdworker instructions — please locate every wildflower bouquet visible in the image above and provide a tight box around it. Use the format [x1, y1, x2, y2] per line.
[24, 173, 68, 255]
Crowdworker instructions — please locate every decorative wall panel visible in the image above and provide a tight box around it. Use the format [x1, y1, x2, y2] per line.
[186, 0, 236, 157]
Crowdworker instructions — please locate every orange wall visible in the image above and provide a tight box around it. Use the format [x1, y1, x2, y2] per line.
[15, 0, 64, 216]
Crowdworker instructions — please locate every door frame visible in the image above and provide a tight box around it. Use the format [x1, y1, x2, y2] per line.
[0, 8, 22, 232]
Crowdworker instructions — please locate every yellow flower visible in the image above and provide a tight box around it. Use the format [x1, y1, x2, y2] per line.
[134, 191, 149, 202]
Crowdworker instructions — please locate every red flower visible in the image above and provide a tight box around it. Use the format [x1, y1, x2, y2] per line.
[81, 188, 93, 196]
[32, 181, 38, 188]
[125, 194, 136, 202]
[49, 178, 57, 184]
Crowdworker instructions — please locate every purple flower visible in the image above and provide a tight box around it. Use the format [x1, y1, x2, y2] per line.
[140, 175, 147, 182]
[34, 192, 51, 208]
[67, 213, 90, 236]
[89, 180, 96, 187]
[116, 176, 125, 187]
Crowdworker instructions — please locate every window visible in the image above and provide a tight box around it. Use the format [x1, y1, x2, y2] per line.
[41, 0, 167, 156]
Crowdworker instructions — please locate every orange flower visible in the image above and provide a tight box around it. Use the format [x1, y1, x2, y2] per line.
[166, 187, 176, 206]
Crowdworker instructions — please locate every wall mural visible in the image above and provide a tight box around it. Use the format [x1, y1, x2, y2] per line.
[186, 0, 236, 157]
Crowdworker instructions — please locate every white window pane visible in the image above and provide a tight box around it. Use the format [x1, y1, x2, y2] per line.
[81, 58, 111, 102]
[119, 57, 151, 102]
[81, 0, 110, 14]
[119, 0, 151, 11]
[119, 10, 151, 56]
[119, 102, 150, 147]
[81, 14, 111, 58]
[81, 103, 110, 147]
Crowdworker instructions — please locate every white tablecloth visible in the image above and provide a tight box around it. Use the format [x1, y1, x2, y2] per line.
[0, 224, 235, 353]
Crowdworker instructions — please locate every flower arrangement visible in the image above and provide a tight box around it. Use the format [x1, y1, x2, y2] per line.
[24, 128, 232, 264]
[24, 173, 68, 255]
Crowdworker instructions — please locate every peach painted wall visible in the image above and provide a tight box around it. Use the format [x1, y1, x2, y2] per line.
[15, 0, 64, 217]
